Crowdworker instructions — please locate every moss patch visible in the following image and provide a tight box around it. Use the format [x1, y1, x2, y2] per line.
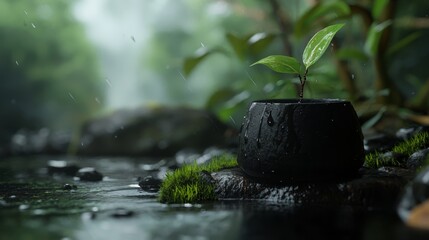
[365, 131, 429, 168]
[364, 151, 401, 168]
[159, 154, 237, 204]
[392, 131, 429, 156]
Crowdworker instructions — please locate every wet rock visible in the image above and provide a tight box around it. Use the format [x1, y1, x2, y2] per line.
[214, 167, 412, 207]
[396, 126, 429, 141]
[407, 148, 429, 170]
[47, 160, 80, 176]
[138, 176, 162, 192]
[75, 167, 103, 181]
[364, 133, 400, 153]
[9, 129, 71, 155]
[398, 167, 429, 222]
[111, 208, 134, 218]
[200, 170, 216, 185]
[62, 184, 77, 190]
[77, 106, 235, 157]
[175, 147, 232, 166]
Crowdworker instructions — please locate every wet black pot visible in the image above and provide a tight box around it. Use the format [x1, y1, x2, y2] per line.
[238, 99, 364, 182]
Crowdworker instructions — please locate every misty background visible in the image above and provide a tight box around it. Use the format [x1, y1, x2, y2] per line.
[1, 0, 429, 146]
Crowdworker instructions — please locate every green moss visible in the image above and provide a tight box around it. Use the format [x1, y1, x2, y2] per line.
[159, 154, 237, 204]
[392, 131, 429, 156]
[364, 131, 429, 168]
[364, 151, 400, 168]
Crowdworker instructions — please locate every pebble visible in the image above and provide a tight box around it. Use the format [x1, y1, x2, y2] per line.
[47, 160, 80, 176]
[75, 167, 103, 181]
[111, 208, 134, 218]
[62, 184, 77, 190]
[138, 176, 162, 192]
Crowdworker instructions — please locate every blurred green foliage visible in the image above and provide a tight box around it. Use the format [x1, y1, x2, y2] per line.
[0, 0, 103, 143]
[175, 0, 429, 125]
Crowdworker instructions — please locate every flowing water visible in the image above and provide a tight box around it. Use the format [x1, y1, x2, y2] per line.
[0, 156, 406, 240]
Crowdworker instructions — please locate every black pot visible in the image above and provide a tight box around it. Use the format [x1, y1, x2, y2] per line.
[238, 99, 364, 182]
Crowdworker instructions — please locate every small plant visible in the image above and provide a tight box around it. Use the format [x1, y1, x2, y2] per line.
[251, 23, 344, 100]
[159, 154, 237, 203]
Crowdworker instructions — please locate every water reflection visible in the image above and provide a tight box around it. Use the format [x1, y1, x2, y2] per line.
[0, 156, 406, 240]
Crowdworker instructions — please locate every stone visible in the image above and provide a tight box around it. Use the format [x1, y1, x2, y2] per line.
[213, 167, 412, 207]
[9, 129, 72, 156]
[398, 167, 429, 222]
[75, 167, 103, 181]
[77, 106, 235, 157]
[47, 160, 80, 176]
[406, 199, 429, 230]
[111, 208, 134, 218]
[396, 126, 429, 141]
[407, 148, 429, 170]
[138, 176, 162, 193]
[62, 184, 77, 190]
[364, 133, 400, 153]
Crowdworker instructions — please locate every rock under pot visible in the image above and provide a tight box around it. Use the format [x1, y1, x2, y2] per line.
[238, 99, 364, 182]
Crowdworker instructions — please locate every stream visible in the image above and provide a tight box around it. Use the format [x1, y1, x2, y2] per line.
[0, 156, 407, 240]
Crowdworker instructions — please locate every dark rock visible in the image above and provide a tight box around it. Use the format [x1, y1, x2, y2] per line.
[175, 147, 232, 166]
[364, 133, 400, 153]
[407, 148, 429, 170]
[75, 167, 103, 181]
[138, 176, 162, 192]
[77, 106, 235, 157]
[62, 184, 77, 190]
[47, 160, 80, 176]
[9, 129, 72, 155]
[398, 166, 429, 222]
[214, 167, 412, 207]
[200, 170, 216, 185]
[396, 126, 429, 141]
[111, 208, 134, 218]
[380, 151, 408, 165]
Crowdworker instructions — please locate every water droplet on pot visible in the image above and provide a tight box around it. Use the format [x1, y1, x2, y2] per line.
[267, 111, 274, 126]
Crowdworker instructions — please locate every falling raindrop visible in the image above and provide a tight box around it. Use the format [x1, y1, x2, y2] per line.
[31, 23, 36, 28]
[15, 60, 19, 66]
[351, 74, 355, 80]
[24, 10, 28, 16]
[95, 97, 101, 104]
[131, 36, 136, 42]
[105, 78, 112, 87]
[68, 93, 76, 102]
[267, 111, 274, 126]
[246, 71, 257, 87]
[178, 71, 192, 92]
[229, 116, 237, 127]
[200, 42, 205, 48]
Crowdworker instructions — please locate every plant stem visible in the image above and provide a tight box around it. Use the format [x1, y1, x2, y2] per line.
[298, 69, 308, 101]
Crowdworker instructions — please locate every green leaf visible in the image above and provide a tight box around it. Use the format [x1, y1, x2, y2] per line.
[387, 32, 421, 56]
[303, 23, 345, 70]
[251, 55, 301, 74]
[247, 33, 277, 56]
[294, 1, 350, 38]
[364, 21, 392, 57]
[183, 47, 225, 77]
[335, 47, 369, 61]
[226, 33, 250, 60]
[372, 0, 389, 20]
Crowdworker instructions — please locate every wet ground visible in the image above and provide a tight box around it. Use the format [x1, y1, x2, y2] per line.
[0, 156, 414, 240]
